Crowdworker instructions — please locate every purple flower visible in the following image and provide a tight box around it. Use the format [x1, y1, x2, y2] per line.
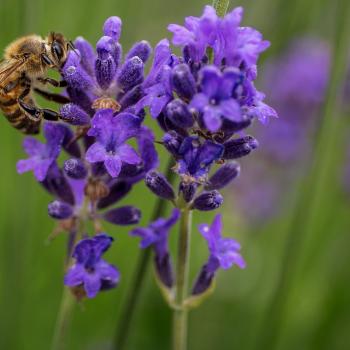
[85, 109, 142, 178]
[64, 234, 120, 298]
[130, 208, 180, 258]
[130, 208, 180, 288]
[190, 66, 243, 131]
[177, 136, 224, 181]
[192, 214, 245, 295]
[168, 5, 218, 62]
[214, 7, 270, 68]
[16, 123, 65, 181]
[200, 214, 245, 271]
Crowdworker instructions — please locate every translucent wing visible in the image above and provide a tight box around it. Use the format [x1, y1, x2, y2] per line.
[0, 58, 26, 86]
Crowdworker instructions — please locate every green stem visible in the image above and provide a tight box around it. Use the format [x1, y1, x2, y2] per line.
[212, 0, 230, 17]
[51, 286, 76, 350]
[113, 157, 175, 350]
[173, 207, 192, 350]
[51, 197, 90, 350]
[257, 1, 350, 349]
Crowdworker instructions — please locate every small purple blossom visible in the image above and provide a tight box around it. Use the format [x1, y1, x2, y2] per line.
[130, 208, 180, 258]
[177, 136, 224, 181]
[192, 214, 245, 295]
[64, 234, 120, 298]
[190, 66, 242, 132]
[130, 208, 180, 288]
[199, 214, 245, 272]
[168, 5, 218, 62]
[85, 109, 142, 178]
[16, 123, 65, 181]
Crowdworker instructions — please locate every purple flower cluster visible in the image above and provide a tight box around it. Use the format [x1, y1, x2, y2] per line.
[16, 16, 159, 299]
[15, 6, 275, 299]
[129, 6, 274, 294]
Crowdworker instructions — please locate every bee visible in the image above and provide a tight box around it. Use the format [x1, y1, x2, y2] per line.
[0, 32, 73, 134]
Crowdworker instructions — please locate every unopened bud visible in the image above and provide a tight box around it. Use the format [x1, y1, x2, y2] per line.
[145, 170, 175, 200]
[193, 190, 223, 211]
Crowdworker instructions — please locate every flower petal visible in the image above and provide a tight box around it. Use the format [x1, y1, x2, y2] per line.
[64, 264, 85, 287]
[86, 142, 107, 163]
[118, 144, 141, 165]
[83, 272, 102, 298]
[104, 155, 122, 178]
[203, 107, 222, 132]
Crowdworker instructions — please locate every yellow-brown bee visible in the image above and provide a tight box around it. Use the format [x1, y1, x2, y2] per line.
[0, 32, 73, 134]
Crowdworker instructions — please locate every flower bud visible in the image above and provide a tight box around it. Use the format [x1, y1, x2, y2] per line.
[41, 165, 75, 205]
[48, 200, 73, 219]
[126, 40, 152, 63]
[103, 206, 141, 225]
[120, 85, 144, 109]
[179, 181, 198, 202]
[165, 99, 194, 129]
[145, 170, 175, 200]
[74, 36, 96, 76]
[171, 63, 196, 100]
[117, 56, 144, 91]
[193, 190, 223, 211]
[95, 36, 117, 89]
[162, 131, 182, 158]
[97, 181, 132, 209]
[154, 253, 173, 288]
[223, 136, 258, 159]
[60, 103, 90, 126]
[192, 263, 215, 295]
[103, 16, 122, 41]
[205, 162, 240, 190]
[64, 158, 87, 179]
[58, 124, 82, 158]
[62, 55, 95, 91]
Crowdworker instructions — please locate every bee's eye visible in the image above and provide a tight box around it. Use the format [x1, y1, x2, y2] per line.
[52, 41, 64, 61]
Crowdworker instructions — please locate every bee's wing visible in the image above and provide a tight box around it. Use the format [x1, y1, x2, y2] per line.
[0, 58, 26, 86]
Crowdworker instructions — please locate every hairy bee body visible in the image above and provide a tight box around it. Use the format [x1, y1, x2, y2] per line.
[0, 33, 71, 134]
[0, 78, 40, 134]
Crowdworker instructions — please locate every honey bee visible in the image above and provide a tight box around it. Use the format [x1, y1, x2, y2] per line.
[0, 32, 73, 134]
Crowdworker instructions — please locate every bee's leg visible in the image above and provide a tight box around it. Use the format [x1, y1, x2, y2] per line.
[19, 102, 61, 121]
[37, 77, 67, 88]
[18, 88, 59, 121]
[34, 88, 70, 104]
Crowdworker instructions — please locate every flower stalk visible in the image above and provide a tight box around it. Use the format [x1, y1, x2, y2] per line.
[173, 205, 192, 350]
[51, 196, 91, 350]
[113, 157, 175, 350]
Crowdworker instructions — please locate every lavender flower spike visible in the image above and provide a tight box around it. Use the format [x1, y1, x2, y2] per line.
[64, 234, 120, 298]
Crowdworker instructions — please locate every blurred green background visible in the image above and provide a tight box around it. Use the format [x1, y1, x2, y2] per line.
[0, 0, 349, 349]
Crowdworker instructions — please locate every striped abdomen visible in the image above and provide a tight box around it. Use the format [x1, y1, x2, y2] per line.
[0, 85, 40, 134]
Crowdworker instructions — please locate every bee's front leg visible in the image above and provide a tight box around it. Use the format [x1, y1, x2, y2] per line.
[34, 88, 70, 104]
[19, 100, 61, 121]
[37, 77, 67, 88]
[18, 88, 60, 121]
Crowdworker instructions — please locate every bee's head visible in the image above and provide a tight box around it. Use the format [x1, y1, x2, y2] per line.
[46, 32, 73, 68]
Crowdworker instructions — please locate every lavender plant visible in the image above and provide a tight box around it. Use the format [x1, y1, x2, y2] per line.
[13, 1, 276, 349]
